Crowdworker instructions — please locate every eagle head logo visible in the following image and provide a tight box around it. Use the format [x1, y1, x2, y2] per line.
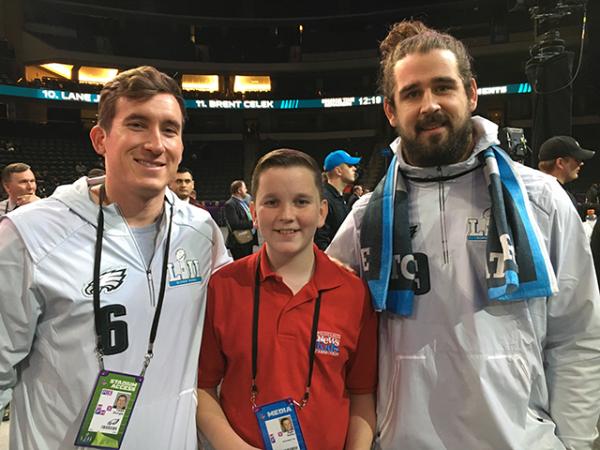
[83, 268, 127, 296]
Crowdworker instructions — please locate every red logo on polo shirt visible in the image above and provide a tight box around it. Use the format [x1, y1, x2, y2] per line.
[315, 331, 341, 356]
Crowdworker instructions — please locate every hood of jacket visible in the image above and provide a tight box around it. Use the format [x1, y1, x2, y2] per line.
[51, 176, 181, 236]
[389, 115, 500, 180]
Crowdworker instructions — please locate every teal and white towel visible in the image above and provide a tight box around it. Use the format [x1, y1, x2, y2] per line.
[360, 145, 558, 316]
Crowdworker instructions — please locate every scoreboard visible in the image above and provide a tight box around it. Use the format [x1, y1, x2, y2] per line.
[0, 83, 532, 110]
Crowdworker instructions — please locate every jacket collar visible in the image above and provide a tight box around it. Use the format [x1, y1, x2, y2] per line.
[51, 176, 180, 236]
[390, 116, 499, 180]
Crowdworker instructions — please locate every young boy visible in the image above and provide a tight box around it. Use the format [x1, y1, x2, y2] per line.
[197, 149, 377, 450]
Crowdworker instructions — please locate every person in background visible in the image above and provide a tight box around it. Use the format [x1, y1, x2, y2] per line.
[327, 20, 600, 449]
[169, 165, 204, 208]
[0, 166, 41, 424]
[0, 163, 40, 217]
[347, 184, 364, 209]
[585, 182, 600, 205]
[224, 179, 257, 260]
[537, 135, 595, 209]
[314, 150, 361, 250]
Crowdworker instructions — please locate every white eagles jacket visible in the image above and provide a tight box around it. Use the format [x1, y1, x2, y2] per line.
[327, 117, 600, 450]
[0, 177, 231, 450]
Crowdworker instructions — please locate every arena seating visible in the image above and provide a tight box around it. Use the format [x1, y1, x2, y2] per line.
[0, 123, 247, 204]
[182, 141, 245, 200]
[0, 133, 101, 198]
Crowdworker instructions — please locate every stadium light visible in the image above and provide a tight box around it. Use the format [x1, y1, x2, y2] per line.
[233, 75, 271, 93]
[40, 63, 73, 79]
[79, 67, 118, 85]
[182, 74, 219, 92]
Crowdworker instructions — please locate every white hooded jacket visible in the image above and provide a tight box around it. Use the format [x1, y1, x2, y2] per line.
[0, 177, 231, 450]
[327, 117, 600, 450]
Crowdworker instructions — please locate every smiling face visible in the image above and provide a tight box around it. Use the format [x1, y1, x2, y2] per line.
[90, 93, 184, 202]
[251, 166, 327, 267]
[384, 49, 478, 167]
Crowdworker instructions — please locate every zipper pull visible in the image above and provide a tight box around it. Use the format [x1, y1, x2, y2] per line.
[147, 270, 156, 306]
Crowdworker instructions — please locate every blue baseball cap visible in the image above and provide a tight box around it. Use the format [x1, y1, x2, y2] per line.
[323, 150, 362, 171]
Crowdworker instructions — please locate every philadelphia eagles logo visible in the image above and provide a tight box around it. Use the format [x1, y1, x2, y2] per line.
[83, 268, 127, 296]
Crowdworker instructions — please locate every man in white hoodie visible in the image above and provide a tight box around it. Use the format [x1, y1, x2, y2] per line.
[327, 20, 600, 450]
[0, 66, 231, 449]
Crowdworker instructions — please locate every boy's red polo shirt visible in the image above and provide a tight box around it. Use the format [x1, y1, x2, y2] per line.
[198, 245, 377, 450]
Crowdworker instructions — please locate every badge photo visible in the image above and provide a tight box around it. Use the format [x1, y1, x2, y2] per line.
[75, 370, 143, 449]
[254, 398, 307, 450]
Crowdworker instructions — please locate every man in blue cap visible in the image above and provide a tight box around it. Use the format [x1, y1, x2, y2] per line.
[314, 150, 361, 250]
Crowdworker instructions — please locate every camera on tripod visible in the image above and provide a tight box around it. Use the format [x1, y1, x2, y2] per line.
[527, 0, 587, 61]
[498, 127, 531, 164]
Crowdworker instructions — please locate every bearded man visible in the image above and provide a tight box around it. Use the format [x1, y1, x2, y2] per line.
[327, 20, 600, 450]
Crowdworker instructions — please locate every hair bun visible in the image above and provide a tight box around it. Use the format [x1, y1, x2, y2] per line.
[379, 20, 430, 61]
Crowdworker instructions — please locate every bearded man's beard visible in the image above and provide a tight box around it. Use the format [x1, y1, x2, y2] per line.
[400, 111, 474, 167]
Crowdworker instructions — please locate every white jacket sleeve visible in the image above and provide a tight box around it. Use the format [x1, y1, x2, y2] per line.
[0, 219, 43, 410]
[536, 187, 600, 449]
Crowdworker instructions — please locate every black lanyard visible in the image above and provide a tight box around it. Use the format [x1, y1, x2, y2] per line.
[93, 185, 174, 376]
[251, 254, 322, 409]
